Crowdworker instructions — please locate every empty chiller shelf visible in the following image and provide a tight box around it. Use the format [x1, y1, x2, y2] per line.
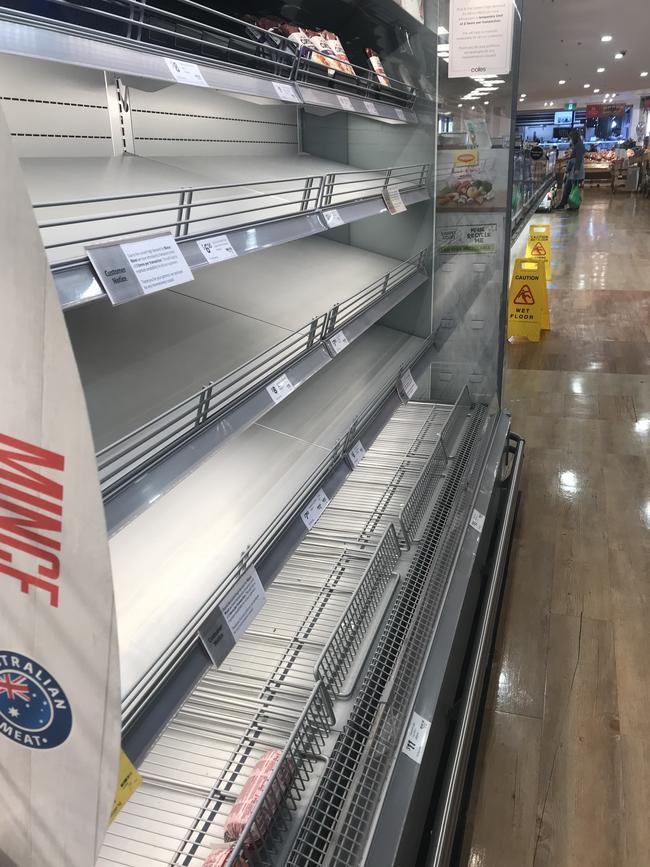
[100, 400, 452, 867]
[111, 323, 426, 699]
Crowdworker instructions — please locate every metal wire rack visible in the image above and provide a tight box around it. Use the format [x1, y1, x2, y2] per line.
[100, 399, 455, 867]
[1, 1, 417, 109]
[33, 164, 432, 267]
[286, 401, 489, 867]
[95, 247, 429, 500]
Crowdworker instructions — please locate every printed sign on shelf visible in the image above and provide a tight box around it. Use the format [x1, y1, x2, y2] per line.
[323, 209, 345, 228]
[110, 751, 142, 824]
[328, 331, 350, 355]
[199, 567, 266, 667]
[198, 234, 238, 264]
[348, 440, 367, 467]
[272, 81, 300, 102]
[301, 489, 330, 530]
[401, 368, 418, 399]
[0, 109, 120, 865]
[507, 257, 550, 342]
[448, 0, 515, 78]
[337, 94, 354, 111]
[382, 187, 407, 215]
[402, 711, 431, 764]
[363, 100, 379, 116]
[164, 57, 208, 87]
[88, 233, 194, 305]
[470, 508, 486, 533]
[436, 221, 498, 254]
[395, 108, 407, 121]
[266, 373, 295, 404]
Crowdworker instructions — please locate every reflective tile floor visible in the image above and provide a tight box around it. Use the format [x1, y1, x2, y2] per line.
[460, 191, 650, 867]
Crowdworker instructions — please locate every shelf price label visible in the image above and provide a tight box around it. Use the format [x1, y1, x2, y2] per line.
[87, 232, 194, 305]
[382, 187, 407, 215]
[266, 373, 295, 404]
[273, 81, 301, 102]
[400, 368, 418, 399]
[199, 566, 266, 666]
[402, 711, 431, 764]
[337, 94, 354, 111]
[301, 489, 330, 530]
[394, 108, 406, 121]
[198, 234, 237, 263]
[323, 209, 344, 228]
[348, 440, 366, 467]
[470, 508, 486, 533]
[328, 331, 349, 355]
[363, 100, 380, 116]
[164, 57, 208, 87]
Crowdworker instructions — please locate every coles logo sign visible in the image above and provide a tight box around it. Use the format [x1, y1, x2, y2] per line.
[0, 651, 72, 749]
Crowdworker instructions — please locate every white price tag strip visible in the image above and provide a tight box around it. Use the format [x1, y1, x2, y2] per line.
[348, 440, 366, 467]
[470, 508, 486, 533]
[323, 209, 344, 228]
[164, 57, 208, 87]
[266, 373, 295, 404]
[337, 94, 354, 111]
[402, 712, 431, 764]
[301, 489, 330, 530]
[273, 81, 300, 102]
[400, 369, 417, 399]
[121, 233, 194, 295]
[395, 108, 406, 121]
[328, 331, 349, 355]
[198, 234, 237, 263]
[382, 187, 407, 215]
[363, 100, 379, 116]
[221, 567, 266, 641]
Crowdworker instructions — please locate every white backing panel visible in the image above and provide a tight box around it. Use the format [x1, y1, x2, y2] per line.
[128, 81, 298, 157]
[0, 54, 113, 156]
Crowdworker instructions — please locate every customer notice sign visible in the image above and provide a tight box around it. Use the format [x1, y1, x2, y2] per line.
[449, 0, 515, 78]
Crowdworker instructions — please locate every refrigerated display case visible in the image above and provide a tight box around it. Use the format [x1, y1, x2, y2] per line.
[0, 1, 523, 864]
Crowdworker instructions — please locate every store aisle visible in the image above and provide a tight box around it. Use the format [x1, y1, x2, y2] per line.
[461, 192, 650, 867]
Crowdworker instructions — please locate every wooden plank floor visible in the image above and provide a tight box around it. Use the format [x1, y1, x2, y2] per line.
[460, 190, 650, 867]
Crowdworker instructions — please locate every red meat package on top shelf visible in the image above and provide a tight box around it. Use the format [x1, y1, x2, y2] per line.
[203, 847, 247, 867]
[224, 749, 296, 846]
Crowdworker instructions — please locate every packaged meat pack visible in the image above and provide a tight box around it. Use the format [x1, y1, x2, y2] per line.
[366, 48, 390, 88]
[202, 847, 246, 867]
[305, 30, 344, 74]
[322, 31, 355, 76]
[224, 749, 295, 846]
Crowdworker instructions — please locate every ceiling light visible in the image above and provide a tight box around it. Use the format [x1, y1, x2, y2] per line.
[484, 100, 489, 104]
[597, 67, 605, 73]
[601, 35, 613, 42]
[519, 97, 525, 102]
[614, 52, 624, 59]
[549, 101, 554, 106]
[558, 79, 566, 84]
[584, 83, 591, 88]
[611, 92, 617, 97]
[605, 92, 610, 97]
[544, 101, 548, 106]
[594, 88, 600, 93]
[471, 106, 476, 110]
[437, 25, 448, 35]
[641, 72, 649, 77]
[520, 93, 527, 97]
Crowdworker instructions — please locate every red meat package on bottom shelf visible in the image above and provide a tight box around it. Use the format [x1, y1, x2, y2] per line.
[224, 749, 296, 846]
[203, 847, 247, 867]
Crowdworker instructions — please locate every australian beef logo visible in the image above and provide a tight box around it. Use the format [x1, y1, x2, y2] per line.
[0, 432, 65, 608]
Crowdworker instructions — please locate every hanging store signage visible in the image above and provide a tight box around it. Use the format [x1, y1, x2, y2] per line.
[530, 145, 544, 161]
[586, 102, 625, 119]
[565, 102, 577, 110]
[0, 109, 120, 865]
[87, 232, 194, 305]
[199, 566, 266, 667]
[448, 0, 515, 78]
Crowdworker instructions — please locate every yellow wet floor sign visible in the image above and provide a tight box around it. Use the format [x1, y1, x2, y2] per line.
[526, 223, 552, 280]
[508, 258, 550, 341]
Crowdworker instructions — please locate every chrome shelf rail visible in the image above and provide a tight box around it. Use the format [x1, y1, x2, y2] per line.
[96, 248, 429, 501]
[0, 3, 417, 119]
[34, 163, 432, 269]
[102, 399, 453, 867]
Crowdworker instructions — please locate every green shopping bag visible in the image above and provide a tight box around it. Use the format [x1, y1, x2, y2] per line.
[568, 183, 582, 210]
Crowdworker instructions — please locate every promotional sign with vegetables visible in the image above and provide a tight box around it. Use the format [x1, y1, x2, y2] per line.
[436, 149, 509, 211]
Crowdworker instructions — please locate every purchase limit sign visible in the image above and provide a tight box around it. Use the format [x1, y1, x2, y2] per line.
[448, 0, 515, 78]
[87, 232, 194, 305]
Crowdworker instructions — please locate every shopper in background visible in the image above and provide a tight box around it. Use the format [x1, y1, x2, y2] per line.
[556, 128, 585, 209]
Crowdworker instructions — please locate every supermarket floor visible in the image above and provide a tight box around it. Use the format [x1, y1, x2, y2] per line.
[460, 190, 650, 867]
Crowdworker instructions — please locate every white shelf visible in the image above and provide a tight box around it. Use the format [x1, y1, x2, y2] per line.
[111, 323, 424, 699]
[67, 236, 406, 451]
